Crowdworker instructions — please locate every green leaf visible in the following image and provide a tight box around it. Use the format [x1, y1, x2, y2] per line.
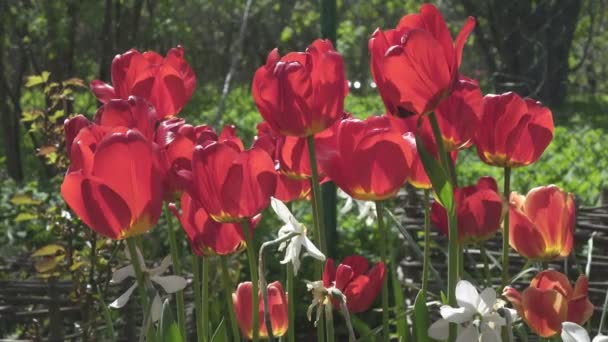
[413, 290, 429, 342]
[15, 212, 38, 222]
[32, 244, 65, 257]
[10, 193, 41, 205]
[415, 134, 454, 212]
[350, 314, 374, 342]
[210, 317, 227, 342]
[160, 299, 183, 342]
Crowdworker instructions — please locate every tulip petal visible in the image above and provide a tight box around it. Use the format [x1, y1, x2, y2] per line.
[521, 287, 568, 337]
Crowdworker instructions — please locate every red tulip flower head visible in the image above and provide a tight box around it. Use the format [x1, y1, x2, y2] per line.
[509, 185, 575, 260]
[475, 92, 554, 167]
[434, 76, 483, 151]
[253, 39, 346, 137]
[95, 96, 158, 141]
[191, 141, 276, 223]
[431, 177, 503, 244]
[504, 270, 593, 337]
[316, 115, 414, 201]
[369, 4, 475, 117]
[169, 193, 259, 256]
[90, 46, 196, 119]
[61, 127, 164, 239]
[323, 256, 385, 313]
[233, 281, 288, 339]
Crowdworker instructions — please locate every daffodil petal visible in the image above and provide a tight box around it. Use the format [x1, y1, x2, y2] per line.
[302, 237, 326, 261]
[152, 275, 187, 293]
[440, 305, 473, 324]
[478, 287, 496, 315]
[428, 319, 450, 340]
[456, 280, 480, 313]
[150, 294, 162, 322]
[109, 283, 137, 309]
[561, 322, 590, 342]
[111, 265, 135, 284]
[456, 324, 480, 342]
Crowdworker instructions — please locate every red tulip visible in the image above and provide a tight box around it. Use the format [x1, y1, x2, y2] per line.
[90, 46, 196, 119]
[61, 128, 164, 239]
[434, 76, 483, 150]
[190, 141, 276, 223]
[431, 177, 503, 243]
[316, 115, 414, 201]
[64, 114, 92, 157]
[252, 39, 346, 137]
[503, 270, 593, 337]
[233, 281, 289, 339]
[323, 256, 385, 313]
[475, 92, 554, 167]
[509, 185, 575, 260]
[274, 175, 311, 203]
[369, 4, 475, 117]
[169, 193, 259, 256]
[95, 97, 157, 141]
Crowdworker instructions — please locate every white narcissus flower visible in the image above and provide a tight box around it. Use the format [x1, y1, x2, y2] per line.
[561, 322, 608, 342]
[271, 197, 325, 275]
[337, 189, 376, 226]
[428, 280, 515, 342]
[110, 246, 187, 322]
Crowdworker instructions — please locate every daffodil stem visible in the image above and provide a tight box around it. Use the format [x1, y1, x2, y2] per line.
[220, 257, 241, 341]
[287, 264, 295, 342]
[307, 134, 326, 342]
[428, 111, 458, 342]
[339, 300, 356, 342]
[164, 206, 186, 339]
[258, 232, 298, 341]
[502, 167, 512, 288]
[243, 221, 260, 342]
[421, 190, 431, 296]
[325, 305, 336, 342]
[375, 201, 390, 342]
[192, 254, 204, 342]
[202, 257, 210, 342]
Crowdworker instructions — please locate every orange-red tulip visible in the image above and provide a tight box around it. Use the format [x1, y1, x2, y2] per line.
[61, 128, 164, 239]
[252, 39, 346, 137]
[169, 193, 259, 256]
[431, 177, 503, 244]
[323, 256, 385, 313]
[95, 97, 157, 141]
[233, 281, 288, 339]
[369, 4, 475, 117]
[504, 270, 593, 337]
[475, 92, 554, 167]
[509, 185, 575, 260]
[190, 141, 276, 223]
[316, 115, 413, 201]
[90, 46, 195, 119]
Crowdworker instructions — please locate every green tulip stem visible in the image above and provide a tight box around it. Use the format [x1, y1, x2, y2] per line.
[502, 167, 512, 288]
[421, 190, 431, 296]
[192, 254, 205, 342]
[164, 205, 186, 339]
[220, 256, 241, 341]
[375, 201, 390, 342]
[243, 221, 260, 342]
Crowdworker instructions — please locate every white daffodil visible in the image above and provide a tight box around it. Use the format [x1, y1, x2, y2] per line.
[337, 189, 376, 226]
[561, 322, 608, 342]
[271, 197, 325, 275]
[110, 246, 187, 322]
[428, 280, 516, 342]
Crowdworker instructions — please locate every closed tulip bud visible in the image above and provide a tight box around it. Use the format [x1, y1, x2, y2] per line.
[233, 281, 289, 339]
[475, 92, 554, 167]
[431, 177, 503, 244]
[323, 256, 385, 313]
[253, 39, 346, 137]
[61, 128, 164, 239]
[369, 4, 475, 117]
[190, 141, 276, 223]
[504, 270, 593, 338]
[316, 115, 414, 201]
[90, 46, 196, 119]
[509, 185, 575, 260]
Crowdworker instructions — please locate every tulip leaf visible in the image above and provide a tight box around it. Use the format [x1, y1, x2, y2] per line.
[413, 289, 429, 342]
[159, 299, 183, 342]
[350, 314, 374, 342]
[415, 134, 454, 212]
[210, 317, 227, 342]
